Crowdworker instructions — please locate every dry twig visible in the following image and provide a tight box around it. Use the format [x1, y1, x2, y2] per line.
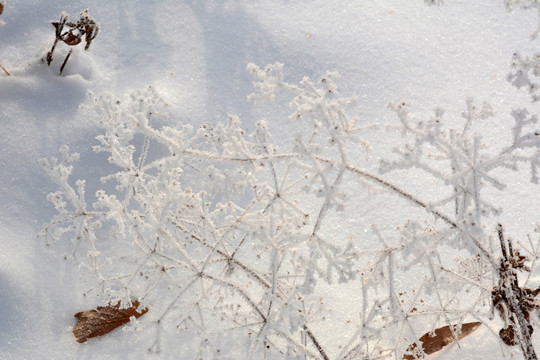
[0, 63, 10, 76]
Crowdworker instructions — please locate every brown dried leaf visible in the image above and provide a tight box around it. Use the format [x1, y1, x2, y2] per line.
[0, 2, 4, 16]
[403, 322, 482, 359]
[62, 31, 82, 46]
[73, 300, 149, 343]
[499, 323, 534, 346]
[499, 325, 517, 346]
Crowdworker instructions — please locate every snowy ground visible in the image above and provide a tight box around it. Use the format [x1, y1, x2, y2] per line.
[1, 1, 539, 359]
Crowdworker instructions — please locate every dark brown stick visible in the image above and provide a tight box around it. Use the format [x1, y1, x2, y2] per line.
[0, 62, 10, 76]
[59, 49, 72, 75]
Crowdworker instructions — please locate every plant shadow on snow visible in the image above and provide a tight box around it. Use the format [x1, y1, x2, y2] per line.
[187, 1, 326, 129]
[0, 45, 101, 230]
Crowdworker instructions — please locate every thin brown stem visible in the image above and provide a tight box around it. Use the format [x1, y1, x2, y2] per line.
[345, 163, 497, 269]
[174, 223, 329, 359]
[303, 324, 330, 360]
[0, 62, 10, 76]
[59, 49, 72, 75]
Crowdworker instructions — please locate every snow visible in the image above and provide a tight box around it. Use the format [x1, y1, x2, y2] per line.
[1, 0, 539, 359]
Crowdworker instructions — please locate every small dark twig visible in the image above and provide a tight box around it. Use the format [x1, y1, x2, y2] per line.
[302, 324, 330, 360]
[59, 49, 72, 75]
[46, 13, 68, 66]
[0, 62, 10, 76]
[498, 224, 506, 256]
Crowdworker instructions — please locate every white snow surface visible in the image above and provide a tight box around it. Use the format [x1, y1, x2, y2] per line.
[1, 0, 539, 359]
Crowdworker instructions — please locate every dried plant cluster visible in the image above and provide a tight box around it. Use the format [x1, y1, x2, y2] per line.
[40, 3, 540, 360]
[44, 9, 98, 75]
[491, 224, 540, 359]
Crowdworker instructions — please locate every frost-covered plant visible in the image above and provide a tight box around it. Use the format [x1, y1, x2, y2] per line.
[372, 98, 540, 359]
[41, 78, 361, 359]
[41, 62, 540, 359]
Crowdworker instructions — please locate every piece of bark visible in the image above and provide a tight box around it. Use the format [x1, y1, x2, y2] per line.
[73, 300, 149, 343]
[403, 322, 482, 359]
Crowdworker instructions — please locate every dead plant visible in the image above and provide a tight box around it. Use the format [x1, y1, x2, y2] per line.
[44, 9, 99, 75]
[492, 224, 540, 360]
